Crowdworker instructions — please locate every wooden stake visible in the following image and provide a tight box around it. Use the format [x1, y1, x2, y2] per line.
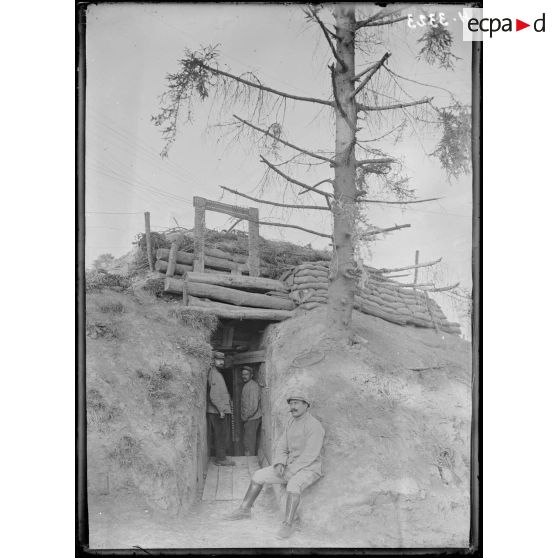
[413, 250, 419, 288]
[248, 207, 260, 277]
[144, 211, 154, 271]
[193, 197, 206, 272]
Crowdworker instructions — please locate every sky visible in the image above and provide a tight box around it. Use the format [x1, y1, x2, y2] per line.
[85, 3, 474, 328]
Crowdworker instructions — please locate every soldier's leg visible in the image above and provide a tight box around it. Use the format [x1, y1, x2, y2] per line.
[224, 466, 286, 520]
[277, 470, 321, 539]
[243, 419, 258, 456]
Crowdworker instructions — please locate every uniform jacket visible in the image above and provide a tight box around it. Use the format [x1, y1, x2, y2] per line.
[272, 412, 325, 476]
[206, 367, 232, 415]
[241, 379, 262, 422]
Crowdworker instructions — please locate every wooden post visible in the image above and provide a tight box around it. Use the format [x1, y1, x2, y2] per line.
[166, 241, 180, 277]
[247, 207, 260, 277]
[193, 197, 206, 272]
[413, 250, 420, 288]
[144, 211, 154, 271]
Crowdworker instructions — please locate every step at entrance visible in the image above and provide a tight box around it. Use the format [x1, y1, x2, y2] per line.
[202, 456, 260, 502]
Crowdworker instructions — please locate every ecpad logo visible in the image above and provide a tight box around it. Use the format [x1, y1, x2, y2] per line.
[468, 13, 546, 37]
[462, 9, 546, 41]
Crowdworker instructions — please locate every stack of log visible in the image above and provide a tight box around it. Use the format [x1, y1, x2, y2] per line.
[163, 271, 295, 321]
[154, 247, 271, 277]
[283, 262, 461, 335]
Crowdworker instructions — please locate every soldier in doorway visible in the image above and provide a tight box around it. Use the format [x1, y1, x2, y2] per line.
[240, 366, 262, 456]
[225, 389, 325, 539]
[206, 351, 235, 467]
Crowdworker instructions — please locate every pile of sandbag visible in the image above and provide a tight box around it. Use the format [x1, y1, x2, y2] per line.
[283, 262, 461, 335]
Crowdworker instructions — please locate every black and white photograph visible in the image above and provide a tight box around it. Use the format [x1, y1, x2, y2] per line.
[79, 2, 479, 552]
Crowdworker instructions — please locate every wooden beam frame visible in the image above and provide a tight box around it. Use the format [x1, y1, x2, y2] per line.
[193, 196, 260, 277]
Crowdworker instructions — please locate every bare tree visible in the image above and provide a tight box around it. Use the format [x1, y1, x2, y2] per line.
[153, 4, 471, 339]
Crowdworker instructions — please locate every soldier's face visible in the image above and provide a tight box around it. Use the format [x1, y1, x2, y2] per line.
[289, 399, 308, 417]
[215, 359, 224, 369]
[241, 370, 251, 383]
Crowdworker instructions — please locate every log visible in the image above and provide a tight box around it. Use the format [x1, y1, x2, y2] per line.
[204, 247, 248, 263]
[155, 260, 194, 275]
[185, 297, 294, 321]
[184, 271, 287, 293]
[165, 278, 294, 310]
[157, 248, 246, 273]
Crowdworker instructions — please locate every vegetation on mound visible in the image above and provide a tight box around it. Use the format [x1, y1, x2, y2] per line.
[86, 270, 132, 291]
[134, 227, 331, 278]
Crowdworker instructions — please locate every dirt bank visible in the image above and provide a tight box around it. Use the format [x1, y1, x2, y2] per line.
[262, 307, 472, 547]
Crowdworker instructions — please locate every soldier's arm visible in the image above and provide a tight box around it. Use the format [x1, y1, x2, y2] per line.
[287, 422, 324, 475]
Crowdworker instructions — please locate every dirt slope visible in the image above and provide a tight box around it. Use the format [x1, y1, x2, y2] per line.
[264, 307, 472, 547]
[86, 278, 216, 515]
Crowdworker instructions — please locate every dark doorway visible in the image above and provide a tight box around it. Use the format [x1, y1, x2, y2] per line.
[209, 320, 268, 458]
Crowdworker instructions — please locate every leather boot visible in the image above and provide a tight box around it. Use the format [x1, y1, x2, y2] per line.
[223, 481, 263, 520]
[276, 492, 300, 539]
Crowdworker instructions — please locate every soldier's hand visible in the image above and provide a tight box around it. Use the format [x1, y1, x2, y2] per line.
[219, 411, 225, 419]
[274, 463, 285, 477]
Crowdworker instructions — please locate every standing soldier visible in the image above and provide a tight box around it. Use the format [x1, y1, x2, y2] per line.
[225, 389, 325, 539]
[240, 366, 262, 456]
[207, 351, 235, 467]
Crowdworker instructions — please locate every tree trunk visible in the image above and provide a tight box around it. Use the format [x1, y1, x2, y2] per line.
[327, 4, 357, 338]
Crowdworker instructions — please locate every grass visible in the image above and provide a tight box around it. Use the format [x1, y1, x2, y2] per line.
[86, 270, 132, 292]
[168, 308, 219, 333]
[87, 388, 120, 430]
[137, 364, 181, 409]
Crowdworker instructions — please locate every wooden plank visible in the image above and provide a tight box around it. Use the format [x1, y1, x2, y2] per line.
[232, 350, 266, 365]
[215, 464, 233, 501]
[204, 199, 251, 220]
[202, 462, 219, 501]
[232, 463, 252, 500]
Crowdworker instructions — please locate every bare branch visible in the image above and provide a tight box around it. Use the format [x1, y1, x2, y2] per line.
[356, 157, 396, 167]
[196, 61, 333, 108]
[356, 14, 407, 29]
[418, 282, 460, 293]
[374, 257, 443, 274]
[232, 114, 335, 165]
[354, 7, 403, 29]
[351, 53, 391, 99]
[361, 223, 411, 237]
[226, 219, 243, 233]
[358, 97, 433, 112]
[219, 185, 329, 211]
[306, 7, 347, 71]
[299, 178, 335, 196]
[257, 220, 331, 239]
[260, 156, 332, 198]
[358, 196, 442, 205]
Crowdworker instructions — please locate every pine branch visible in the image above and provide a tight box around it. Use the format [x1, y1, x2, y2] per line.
[351, 52, 391, 99]
[298, 178, 335, 197]
[361, 223, 411, 237]
[196, 61, 333, 108]
[232, 114, 335, 165]
[358, 97, 433, 112]
[219, 185, 330, 211]
[260, 156, 333, 198]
